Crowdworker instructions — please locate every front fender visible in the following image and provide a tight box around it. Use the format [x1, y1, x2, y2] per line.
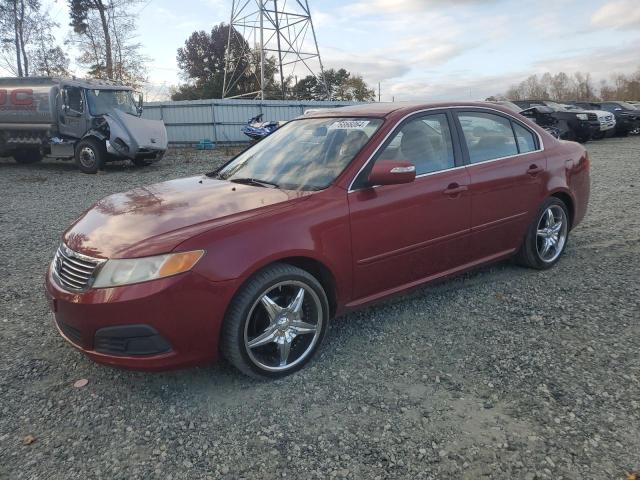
[177, 189, 354, 308]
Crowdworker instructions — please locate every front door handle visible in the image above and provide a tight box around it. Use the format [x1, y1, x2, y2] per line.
[443, 183, 468, 196]
[527, 164, 544, 176]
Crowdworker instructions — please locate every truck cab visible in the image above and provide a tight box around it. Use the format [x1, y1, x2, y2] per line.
[0, 77, 168, 173]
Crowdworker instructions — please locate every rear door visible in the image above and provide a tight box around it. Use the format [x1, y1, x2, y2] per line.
[453, 109, 547, 261]
[348, 111, 472, 301]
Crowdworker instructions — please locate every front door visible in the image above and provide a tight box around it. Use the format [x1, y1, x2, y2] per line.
[348, 111, 472, 302]
[454, 110, 548, 260]
[58, 86, 88, 139]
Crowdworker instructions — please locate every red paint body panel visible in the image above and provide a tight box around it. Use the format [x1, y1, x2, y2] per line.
[45, 102, 590, 370]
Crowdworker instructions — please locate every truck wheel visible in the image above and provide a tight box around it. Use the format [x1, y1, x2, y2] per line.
[75, 138, 105, 174]
[13, 149, 43, 164]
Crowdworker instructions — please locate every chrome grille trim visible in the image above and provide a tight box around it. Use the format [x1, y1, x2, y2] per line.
[52, 244, 106, 292]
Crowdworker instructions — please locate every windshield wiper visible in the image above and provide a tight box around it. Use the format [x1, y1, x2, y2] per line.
[229, 177, 280, 189]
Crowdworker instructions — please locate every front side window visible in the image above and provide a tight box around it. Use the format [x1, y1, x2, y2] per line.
[86, 89, 138, 116]
[375, 113, 455, 176]
[216, 117, 383, 191]
[458, 112, 519, 163]
[65, 87, 83, 112]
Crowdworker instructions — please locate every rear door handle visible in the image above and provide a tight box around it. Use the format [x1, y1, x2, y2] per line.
[527, 164, 544, 176]
[443, 183, 468, 196]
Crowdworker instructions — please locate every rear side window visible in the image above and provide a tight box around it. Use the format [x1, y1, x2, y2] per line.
[458, 112, 518, 163]
[513, 123, 537, 153]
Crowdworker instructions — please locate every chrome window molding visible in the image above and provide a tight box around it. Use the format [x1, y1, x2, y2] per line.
[347, 105, 545, 193]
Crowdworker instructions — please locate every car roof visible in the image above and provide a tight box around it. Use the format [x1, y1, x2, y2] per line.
[301, 101, 519, 119]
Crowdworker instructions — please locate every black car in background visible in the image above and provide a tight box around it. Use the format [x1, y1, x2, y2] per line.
[569, 101, 640, 136]
[513, 100, 600, 143]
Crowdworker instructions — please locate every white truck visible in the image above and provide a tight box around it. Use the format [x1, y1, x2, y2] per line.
[0, 77, 167, 173]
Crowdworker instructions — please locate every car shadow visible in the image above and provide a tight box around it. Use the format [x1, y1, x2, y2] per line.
[82, 258, 527, 404]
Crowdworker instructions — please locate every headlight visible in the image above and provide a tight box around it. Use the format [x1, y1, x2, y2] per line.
[576, 113, 588, 120]
[92, 250, 204, 288]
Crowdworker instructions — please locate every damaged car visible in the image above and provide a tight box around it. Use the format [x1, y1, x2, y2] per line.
[512, 100, 600, 143]
[0, 77, 167, 173]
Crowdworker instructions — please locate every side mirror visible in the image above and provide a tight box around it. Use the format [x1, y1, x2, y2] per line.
[368, 160, 416, 186]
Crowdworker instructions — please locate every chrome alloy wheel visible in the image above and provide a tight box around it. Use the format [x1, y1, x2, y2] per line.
[244, 281, 323, 372]
[536, 205, 567, 263]
[79, 146, 97, 169]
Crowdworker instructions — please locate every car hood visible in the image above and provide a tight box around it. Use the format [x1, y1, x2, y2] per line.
[104, 110, 168, 155]
[63, 176, 311, 258]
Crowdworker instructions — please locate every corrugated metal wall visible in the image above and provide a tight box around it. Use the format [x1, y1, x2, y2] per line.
[142, 99, 359, 144]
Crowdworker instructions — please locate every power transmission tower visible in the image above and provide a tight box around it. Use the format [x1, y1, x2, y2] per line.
[222, 0, 329, 100]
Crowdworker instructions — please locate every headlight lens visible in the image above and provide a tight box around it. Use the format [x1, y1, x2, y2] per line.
[92, 250, 204, 288]
[576, 113, 588, 120]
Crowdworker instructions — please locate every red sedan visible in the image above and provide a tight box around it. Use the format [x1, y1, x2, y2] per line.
[45, 102, 590, 378]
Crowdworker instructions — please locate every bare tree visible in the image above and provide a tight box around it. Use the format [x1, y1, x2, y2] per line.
[29, 14, 70, 77]
[67, 0, 148, 86]
[0, 0, 40, 76]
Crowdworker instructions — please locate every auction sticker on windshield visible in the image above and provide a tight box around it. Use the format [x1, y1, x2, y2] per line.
[328, 120, 370, 130]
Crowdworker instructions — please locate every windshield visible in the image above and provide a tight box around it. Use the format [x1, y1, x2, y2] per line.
[543, 101, 568, 111]
[86, 89, 138, 116]
[216, 117, 383, 191]
[616, 101, 637, 110]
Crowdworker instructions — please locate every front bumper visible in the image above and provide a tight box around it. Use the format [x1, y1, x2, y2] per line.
[599, 120, 616, 131]
[45, 267, 237, 370]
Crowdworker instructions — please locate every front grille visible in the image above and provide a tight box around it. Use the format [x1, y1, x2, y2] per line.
[94, 336, 128, 354]
[52, 244, 103, 291]
[587, 113, 597, 121]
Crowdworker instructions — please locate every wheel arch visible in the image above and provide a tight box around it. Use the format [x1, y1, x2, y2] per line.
[228, 254, 340, 320]
[550, 190, 575, 229]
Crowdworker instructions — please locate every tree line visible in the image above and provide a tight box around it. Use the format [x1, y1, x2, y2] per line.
[171, 23, 376, 102]
[1, 0, 147, 86]
[494, 69, 640, 102]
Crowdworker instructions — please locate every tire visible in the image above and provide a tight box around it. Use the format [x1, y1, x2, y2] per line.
[13, 149, 43, 164]
[75, 138, 106, 174]
[515, 197, 570, 270]
[591, 131, 605, 140]
[221, 263, 330, 379]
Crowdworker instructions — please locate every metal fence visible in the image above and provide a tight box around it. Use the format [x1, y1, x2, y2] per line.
[142, 99, 359, 145]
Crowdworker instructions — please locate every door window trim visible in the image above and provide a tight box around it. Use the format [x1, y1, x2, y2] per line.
[348, 106, 545, 192]
[452, 109, 542, 167]
[350, 109, 461, 190]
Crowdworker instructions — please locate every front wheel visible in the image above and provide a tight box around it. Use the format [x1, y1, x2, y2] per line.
[13, 149, 43, 164]
[75, 138, 106, 174]
[221, 263, 329, 378]
[516, 198, 569, 270]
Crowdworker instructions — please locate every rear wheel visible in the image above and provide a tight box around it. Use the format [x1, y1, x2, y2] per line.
[13, 149, 43, 164]
[221, 263, 329, 378]
[75, 138, 105, 174]
[516, 197, 569, 270]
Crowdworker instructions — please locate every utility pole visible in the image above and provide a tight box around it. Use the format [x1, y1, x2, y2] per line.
[223, 0, 328, 100]
[259, 0, 265, 100]
[378, 82, 381, 102]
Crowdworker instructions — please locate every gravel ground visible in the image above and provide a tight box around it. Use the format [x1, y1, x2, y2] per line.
[0, 138, 639, 480]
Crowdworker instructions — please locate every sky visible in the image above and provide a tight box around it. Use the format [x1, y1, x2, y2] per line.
[29, 0, 640, 101]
